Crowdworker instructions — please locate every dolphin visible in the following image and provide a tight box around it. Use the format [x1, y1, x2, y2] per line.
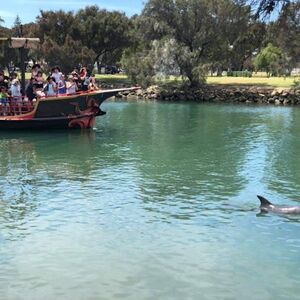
[257, 195, 300, 214]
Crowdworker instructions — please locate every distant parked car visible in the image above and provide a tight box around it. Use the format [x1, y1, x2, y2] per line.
[99, 65, 121, 74]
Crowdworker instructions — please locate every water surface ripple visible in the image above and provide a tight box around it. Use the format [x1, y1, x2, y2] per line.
[1, 101, 300, 299]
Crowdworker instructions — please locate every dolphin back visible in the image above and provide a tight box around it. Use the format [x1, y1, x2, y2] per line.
[257, 195, 273, 206]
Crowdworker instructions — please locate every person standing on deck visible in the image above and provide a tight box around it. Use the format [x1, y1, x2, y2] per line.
[26, 77, 36, 101]
[31, 64, 41, 78]
[51, 66, 62, 86]
[66, 75, 78, 95]
[9, 74, 22, 114]
[80, 67, 89, 91]
[0, 86, 9, 115]
[57, 75, 66, 95]
[0, 72, 9, 90]
[44, 76, 57, 97]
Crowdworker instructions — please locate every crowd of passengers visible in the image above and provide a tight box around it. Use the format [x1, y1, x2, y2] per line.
[0, 64, 98, 115]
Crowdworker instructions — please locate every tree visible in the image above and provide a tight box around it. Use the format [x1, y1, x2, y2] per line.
[273, 2, 300, 68]
[34, 10, 79, 72]
[123, 0, 257, 87]
[75, 6, 132, 66]
[41, 35, 95, 73]
[0, 20, 19, 72]
[35, 7, 132, 72]
[229, 22, 266, 71]
[253, 43, 286, 76]
[253, 0, 294, 18]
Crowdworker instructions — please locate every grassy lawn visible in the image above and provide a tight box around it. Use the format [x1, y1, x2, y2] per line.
[207, 76, 297, 88]
[20, 72, 299, 88]
[95, 74, 132, 86]
[95, 74, 299, 88]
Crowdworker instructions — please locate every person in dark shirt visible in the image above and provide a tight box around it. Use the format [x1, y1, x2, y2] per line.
[26, 77, 36, 101]
[0, 73, 9, 89]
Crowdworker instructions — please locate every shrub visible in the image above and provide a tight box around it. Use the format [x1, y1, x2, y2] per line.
[227, 70, 252, 77]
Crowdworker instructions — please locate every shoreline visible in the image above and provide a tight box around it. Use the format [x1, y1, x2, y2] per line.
[97, 81, 300, 105]
[114, 85, 300, 105]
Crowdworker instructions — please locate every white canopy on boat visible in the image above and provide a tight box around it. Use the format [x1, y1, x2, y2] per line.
[0, 37, 40, 49]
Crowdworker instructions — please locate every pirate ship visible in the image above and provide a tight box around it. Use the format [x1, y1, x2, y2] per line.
[0, 37, 136, 129]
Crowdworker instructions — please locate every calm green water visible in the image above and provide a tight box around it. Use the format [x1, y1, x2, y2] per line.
[1, 100, 300, 300]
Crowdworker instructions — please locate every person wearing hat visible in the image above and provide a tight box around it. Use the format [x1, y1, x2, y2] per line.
[66, 75, 78, 95]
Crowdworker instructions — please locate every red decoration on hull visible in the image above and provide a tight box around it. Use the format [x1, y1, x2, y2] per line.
[68, 115, 96, 129]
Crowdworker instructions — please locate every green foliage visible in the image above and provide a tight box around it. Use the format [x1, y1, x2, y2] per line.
[124, 0, 261, 87]
[76, 6, 132, 64]
[254, 43, 287, 76]
[0, 25, 18, 70]
[293, 78, 300, 89]
[41, 35, 95, 73]
[122, 47, 156, 87]
[272, 2, 300, 69]
[34, 7, 131, 72]
[227, 71, 252, 77]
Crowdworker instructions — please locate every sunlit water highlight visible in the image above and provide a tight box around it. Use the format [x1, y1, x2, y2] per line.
[1, 100, 300, 299]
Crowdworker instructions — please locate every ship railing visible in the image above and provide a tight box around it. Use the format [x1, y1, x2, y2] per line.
[0, 90, 101, 116]
[39, 89, 100, 99]
[0, 96, 35, 116]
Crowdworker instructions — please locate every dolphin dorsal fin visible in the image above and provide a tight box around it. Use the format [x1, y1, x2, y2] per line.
[257, 195, 273, 206]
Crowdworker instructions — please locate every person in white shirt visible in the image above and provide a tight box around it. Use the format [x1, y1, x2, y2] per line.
[66, 75, 78, 95]
[10, 74, 22, 114]
[51, 66, 62, 85]
[10, 79, 21, 98]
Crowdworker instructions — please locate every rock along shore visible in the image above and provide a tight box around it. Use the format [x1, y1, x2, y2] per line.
[100, 82, 300, 105]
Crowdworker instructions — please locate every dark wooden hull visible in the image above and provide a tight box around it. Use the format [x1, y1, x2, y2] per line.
[0, 114, 102, 130]
[0, 88, 137, 130]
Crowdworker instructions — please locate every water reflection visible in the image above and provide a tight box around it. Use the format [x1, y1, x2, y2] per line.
[1, 103, 300, 226]
[1, 101, 300, 299]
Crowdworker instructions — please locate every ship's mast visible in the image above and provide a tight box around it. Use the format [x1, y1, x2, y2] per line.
[0, 35, 40, 96]
[19, 25, 25, 96]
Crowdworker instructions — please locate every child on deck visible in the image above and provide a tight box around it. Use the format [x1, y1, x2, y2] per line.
[0, 86, 9, 115]
[31, 64, 41, 78]
[44, 76, 57, 97]
[33, 71, 45, 97]
[66, 76, 78, 95]
[57, 75, 66, 95]
[10, 75, 22, 114]
[89, 74, 98, 91]
[51, 66, 62, 86]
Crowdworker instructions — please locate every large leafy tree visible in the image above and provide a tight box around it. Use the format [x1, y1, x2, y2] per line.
[123, 0, 258, 87]
[0, 18, 18, 72]
[75, 6, 132, 66]
[264, 2, 300, 73]
[34, 7, 131, 73]
[253, 0, 294, 17]
[253, 43, 286, 76]
[35, 10, 87, 72]
[273, 2, 300, 67]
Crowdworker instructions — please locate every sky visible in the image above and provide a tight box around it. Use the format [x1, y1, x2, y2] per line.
[1, 0, 145, 27]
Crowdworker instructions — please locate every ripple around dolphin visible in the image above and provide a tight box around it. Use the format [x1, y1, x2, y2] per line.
[1, 101, 300, 299]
